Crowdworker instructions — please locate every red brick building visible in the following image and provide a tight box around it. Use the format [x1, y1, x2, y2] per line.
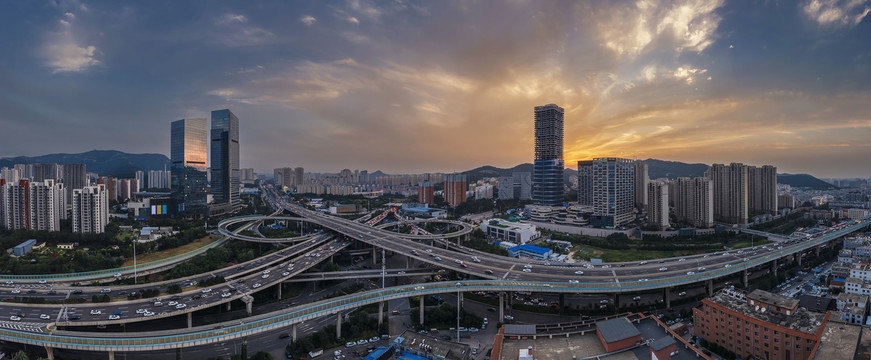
[694, 288, 830, 360]
[418, 181, 434, 205]
[596, 317, 642, 352]
[649, 336, 677, 360]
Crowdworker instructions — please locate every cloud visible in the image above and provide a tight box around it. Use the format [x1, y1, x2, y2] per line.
[216, 13, 248, 24]
[301, 15, 317, 26]
[347, 16, 360, 24]
[803, 0, 871, 27]
[596, 0, 725, 57]
[41, 14, 100, 73]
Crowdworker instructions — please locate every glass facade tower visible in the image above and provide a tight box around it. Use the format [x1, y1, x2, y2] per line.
[171, 118, 208, 215]
[210, 109, 240, 207]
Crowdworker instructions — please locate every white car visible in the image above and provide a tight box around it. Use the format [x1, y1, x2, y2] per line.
[522, 268, 532, 272]
[10, 316, 21, 321]
[175, 304, 187, 309]
[639, 261, 648, 265]
[698, 267, 706, 271]
[38, 280, 47, 284]
[11, 288, 20, 294]
[678, 258, 686, 262]
[253, 283, 262, 288]
[201, 288, 212, 293]
[638, 278, 649, 282]
[574, 270, 584, 275]
[568, 280, 580, 284]
[658, 267, 668, 271]
[687, 271, 695, 275]
[143, 311, 155, 317]
[90, 310, 102, 315]
[114, 273, 122, 278]
[262, 274, 270, 279]
[136, 308, 147, 314]
[263, 269, 271, 274]
[221, 293, 231, 298]
[40, 314, 50, 320]
[282, 272, 290, 277]
[724, 264, 732, 268]
[168, 301, 178, 306]
[109, 315, 120, 320]
[357, 339, 368, 345]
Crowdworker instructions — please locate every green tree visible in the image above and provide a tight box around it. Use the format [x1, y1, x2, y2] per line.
[13, 350, 29, 360]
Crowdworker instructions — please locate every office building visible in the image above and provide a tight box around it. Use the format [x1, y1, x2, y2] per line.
[533, 104, 564, 206]
[513, 172, 532, 200]
[32, 163, 59, 182]
[62, 164, 87, 199]
[170, 118, 208, 216]
[479, 218, 540, 244]
[444, 174, 467, 207]
[706, 163, 749, 225]
[210, 109, 240, 207]
[693, 288, 827, 360]
[507, 244, 553, 260]
[634, 160, 648, 212]
[577, 160, 593, 206]
[591, 158, 635, 228]
[647, 181, 669, 230]
[497, 177, 514, 200]
[778, 194, 796, 210]
[673, 177, 714, 228]
[418, 182, 434, 204]
[274, 167, 291, 188]
[748, 165, 778, 215]
[240, 168, 255, 184]
[72, 184, 109, 233]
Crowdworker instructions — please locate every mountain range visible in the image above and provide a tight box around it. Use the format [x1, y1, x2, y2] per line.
[0, 150, 170, 178]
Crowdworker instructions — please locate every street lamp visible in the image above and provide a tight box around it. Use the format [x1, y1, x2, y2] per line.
[132, 239, 137, 284]
[456, 282, 462, 343]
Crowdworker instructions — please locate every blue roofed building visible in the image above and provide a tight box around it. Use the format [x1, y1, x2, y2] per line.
[507, 244, 553, 260]
[12, 239, 37, 256]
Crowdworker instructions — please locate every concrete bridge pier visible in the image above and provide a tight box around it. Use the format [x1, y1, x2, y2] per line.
[242, 295, 254, 316]
[108, 351, 115, 360]
[336, 314, 342, 339]
[372, 248, 377, 263]
[419, 296, 425, 325]
[227, 302, 231, 311]
[292, 323, 298, 342]
[378, 301, 384, 325]
[613, 294, 619, 310]
[276, 283, 282, 299]
[44, 346, 54, 360]
[742, 270, 749, 288]
[797, 252, 803, 267]
[816, 246, 821, 257]
[187, 312, 192, 328]
[706, 280, 714, 296]
[499, 292, 505, 321]
[664, 288, 671, 308]
[771, 260, 778, 277]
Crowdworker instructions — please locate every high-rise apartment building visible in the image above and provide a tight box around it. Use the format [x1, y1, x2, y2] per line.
[706, 163, 749, 225]
[673, 177, 714, 228]
[147, 170, 170, 189]
[210, 109, 240, 207]
[444, 174, 467, 207]
[591, 158, 635, 228]
[634, 160, 648, 212]
[72, 184, 108, 233]
[32, 163, 59, 182]
[418, 182, 434, 204]
[0, 168, 20, 184]
[62, 164, 87, 200]
[294, 167, 304, 187]
[748, 165, 777, 215]
[777, 194, 796, 210]
[359, 170, 369, 184]
[647, 181, 669, 230]
[533, 104, 564, 206]
[577, 160, 594, 206]
[0, 179, 64, 231]
[240, 168, 255, 184]
[513, 172, 532, 200]
[97, 177, 116, 202]
[135, 170, 145, 191]
[171, 118, 209, 216]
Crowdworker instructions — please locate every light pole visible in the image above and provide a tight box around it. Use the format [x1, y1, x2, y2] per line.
[133, 239, 137, 284]
[382, 248, 386, 289]
[456, 283, 462, 343]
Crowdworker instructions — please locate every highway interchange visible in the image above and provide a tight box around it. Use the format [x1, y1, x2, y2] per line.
[0, 184, 866, 358]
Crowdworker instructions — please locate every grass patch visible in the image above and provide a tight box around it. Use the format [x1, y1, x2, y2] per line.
[122, 235, 221, 267]
[573, 245, 714, 263]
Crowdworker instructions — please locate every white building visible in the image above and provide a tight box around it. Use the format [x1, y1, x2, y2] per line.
[0, 179, 64, 232]
[647, 181, 669, 230]
[72, 184, 109, 234]
[475, 184, 493, 200]
[479, 218, 540, 244]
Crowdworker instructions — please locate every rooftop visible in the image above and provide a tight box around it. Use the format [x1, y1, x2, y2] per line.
[595, 318, 641, 343]
[747, 289, 800, 310]
[649, 336, 676, 351]
[503, 324, 537, 336]
[812, 321, 870, 360]
[708, 289, 827, 334]
[395, 330, 469, 360]
[509, 244, 551, 255]
[798, 295, 834, 312]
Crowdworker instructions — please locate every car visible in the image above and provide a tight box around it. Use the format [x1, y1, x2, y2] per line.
[136, 309, 147, 314]
[460, 263, 468, 268]
[38, 280, 47, 284]
[201, 288, 212, 293]
[639, 261, 648, 265]
[569, 280, 580, 284]
[687, 271, 695, 275]
[10, 288, 20, 294]
[484, 269, 494, 275]
[678, 258, 686, 262]
[410, 250, 419, 256]
[222, 293, 231, 298]
[114, 273, 122, 278]
[168, 301, 178, 306]
[369, 336, 379, 342]
[357, 339, 368, 345]
[253, 283, 262, 288]
[574, 270, 584, 275]
[262, 274, 270, 279]
[601, 264, 610, 269]
[176, 304, 187, 309]
[109, 314, 121, 320]
[40, 314, 50, 320]
[68, 314, 81, 320]
[345, 342, 356, 348]
[724, 264, 732, 268]
[678, 292, 687, 296]
[26, 289, 36, 294]
[279, 333, 290, 339]
[659, 267, 668, 271]
[522, 268, 532, 272]
[469, 327, 479, 332]
[698, 267, 706, 272]
[5, 281, 12, 285]
[434, 257, 442, 261]
[600, 299, 609, 304]
[632, 296, 641, 301]
[114, 311, 123, 315]
[524, 264, 532, 269]
[397, 271, 406, 275]
[100, 288, 111, 293]
[703, 254, 710, 258]
[10, 315, 21, 321]
[263, 269, 271, 274]
[191, 295, 201, 300]
[282, 272, 290, 277]
[638, 278, 649, 282]
[143, 311, 155, 317]
[90, 310, 102, 315]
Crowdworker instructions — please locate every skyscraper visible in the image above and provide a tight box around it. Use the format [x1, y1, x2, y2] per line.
[0, 179, 63, 231]
[72, 184, 108, 233]
[577, 160, 593, 206]
[210, 109, 240, 208]
[498, 177, 514, 200]
[591, 158, 635, 228]
[32, 163, 59, 182]
[62, 164, 87, 200]
[418, 182, 434, 204]
[171, 118, 208, 215]
[533, 104, 564, 206]
[513, 172, 532, 200]
[705, 163, 748, 225]
[673, 177, 714, 228]
[748, 165, 777, 215]
[647, 181, 669, 230]
[294, 167, 305, 186]
[444, 174, 467, 207]
[634, 160, 649, 212]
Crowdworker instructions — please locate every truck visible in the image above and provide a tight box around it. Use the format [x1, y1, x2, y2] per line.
[307, 349, 323, 358]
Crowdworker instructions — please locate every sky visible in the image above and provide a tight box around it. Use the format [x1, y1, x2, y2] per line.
[0, 0, 869, 178]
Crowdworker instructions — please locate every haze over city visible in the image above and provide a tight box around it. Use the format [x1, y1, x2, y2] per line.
[1, 0, 870, 177]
